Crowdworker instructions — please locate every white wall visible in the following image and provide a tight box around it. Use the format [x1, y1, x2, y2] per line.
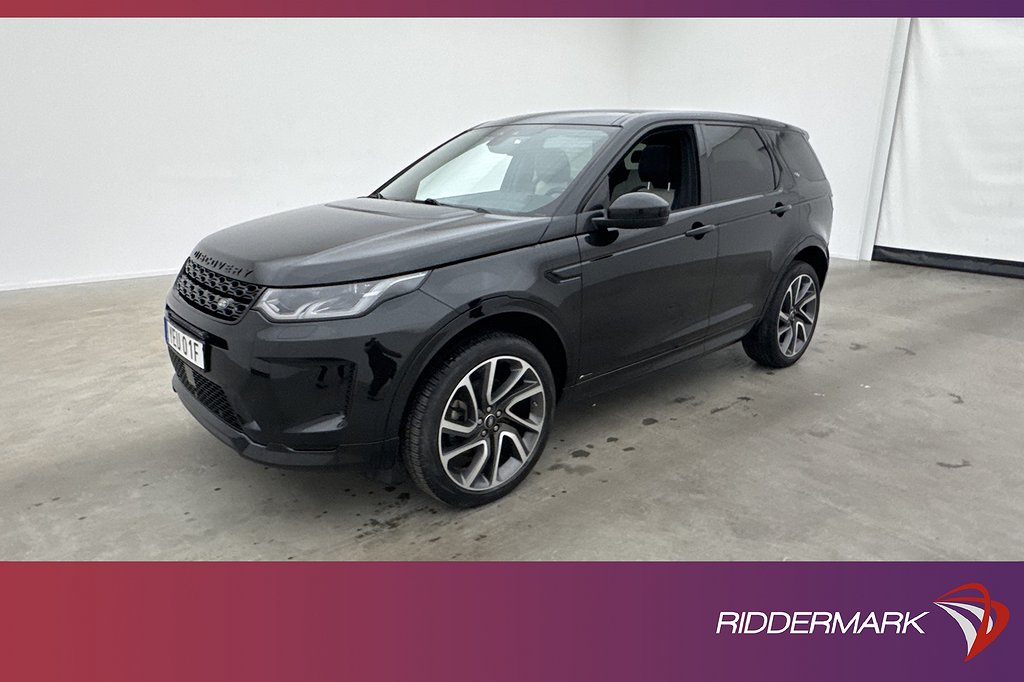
[627, 19, 901, 260]
[1, 19, 898, 289]
[877, 19, 1024, 262]
[0, 19, 631, 289]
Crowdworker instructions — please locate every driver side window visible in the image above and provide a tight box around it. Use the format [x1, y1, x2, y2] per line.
[607, 126, 699, 210]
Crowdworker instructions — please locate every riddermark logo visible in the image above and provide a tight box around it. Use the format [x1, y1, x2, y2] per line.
[716, 582, 1009, 663]
[934, 583, 1010, 662]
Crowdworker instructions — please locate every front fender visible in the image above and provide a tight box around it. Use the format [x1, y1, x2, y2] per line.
[380, 293, 577, 440]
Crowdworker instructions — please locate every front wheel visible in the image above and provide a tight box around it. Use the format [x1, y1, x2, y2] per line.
[402, 333, 555, 507]
[742, 261, 820, 368]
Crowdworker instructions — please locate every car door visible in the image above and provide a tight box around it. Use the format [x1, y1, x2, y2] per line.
[697, 124, 795, 340]
[575, 125, 718, 379]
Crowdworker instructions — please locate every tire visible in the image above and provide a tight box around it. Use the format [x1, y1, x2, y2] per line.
[742, 261, 820, 369]
[402, 332, 555, 507]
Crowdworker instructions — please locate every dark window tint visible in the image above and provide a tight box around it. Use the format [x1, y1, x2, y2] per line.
[704, 125, 776, 202]
[776, 131, 826, 181]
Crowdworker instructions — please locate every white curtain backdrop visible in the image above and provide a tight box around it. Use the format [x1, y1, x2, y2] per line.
[1, 19, 900, 289]
[876, 19, 1024, 262]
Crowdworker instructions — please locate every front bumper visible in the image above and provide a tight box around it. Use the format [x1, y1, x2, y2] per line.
[172, 374, 392, 466]
[165, 285, 452, 467]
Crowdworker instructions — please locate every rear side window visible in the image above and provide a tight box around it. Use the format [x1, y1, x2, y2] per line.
[704, 125, 776, 202]
[776, 131, 826, 181]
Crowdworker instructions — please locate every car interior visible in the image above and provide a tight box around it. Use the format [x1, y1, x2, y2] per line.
[437, 129, 609, 214]
[608, 127, 700, 210]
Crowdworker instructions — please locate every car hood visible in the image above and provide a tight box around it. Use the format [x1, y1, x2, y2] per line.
[191, 198, 552, 287]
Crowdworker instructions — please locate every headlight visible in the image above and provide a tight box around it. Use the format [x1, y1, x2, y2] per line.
[255, 272, 429, 321]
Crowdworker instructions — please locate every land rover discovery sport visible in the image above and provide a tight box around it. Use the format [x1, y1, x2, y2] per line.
[165, 110, 832, 507]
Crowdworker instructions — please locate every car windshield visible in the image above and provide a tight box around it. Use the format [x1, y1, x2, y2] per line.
[376, 124, 613, 215]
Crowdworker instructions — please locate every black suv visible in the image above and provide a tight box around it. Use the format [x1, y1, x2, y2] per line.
[166, 110, 831, 506]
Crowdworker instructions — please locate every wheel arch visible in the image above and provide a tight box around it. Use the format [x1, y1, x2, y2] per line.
[383, 297, 571, 438]
[791, 242, 830, 287]
[752, 237, 829, 326]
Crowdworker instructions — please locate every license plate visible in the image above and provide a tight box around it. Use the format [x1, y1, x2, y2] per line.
[165, 318, 206, 370]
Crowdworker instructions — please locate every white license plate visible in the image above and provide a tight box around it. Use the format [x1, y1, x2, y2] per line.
[165, 318, 206, 370]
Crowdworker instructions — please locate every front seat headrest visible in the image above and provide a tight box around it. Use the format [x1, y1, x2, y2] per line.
[638, 145, 673, 187]
[533, 148, 571, 184]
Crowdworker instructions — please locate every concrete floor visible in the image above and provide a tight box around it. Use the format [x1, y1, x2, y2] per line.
[1, 259, 1022, 560]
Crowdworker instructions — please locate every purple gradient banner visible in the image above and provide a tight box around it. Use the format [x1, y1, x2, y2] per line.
[1, 562, 1019, 680]
[1, 0, 1023, 16]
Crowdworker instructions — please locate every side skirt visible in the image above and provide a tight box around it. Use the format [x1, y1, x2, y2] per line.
[565, 324, 753, 402]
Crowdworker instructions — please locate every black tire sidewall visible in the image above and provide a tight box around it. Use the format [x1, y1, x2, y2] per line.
[406, 334, 555, 507]
[766, 262, 820, 367]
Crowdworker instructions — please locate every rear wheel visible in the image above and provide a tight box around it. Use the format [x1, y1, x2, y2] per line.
[402, 333, 554, 507]
[742, 261, 820, 368]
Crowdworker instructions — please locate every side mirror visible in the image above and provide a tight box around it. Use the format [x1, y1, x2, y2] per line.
[592, 192, 670, 230]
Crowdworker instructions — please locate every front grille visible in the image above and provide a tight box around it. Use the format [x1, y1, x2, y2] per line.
[171, 353, 243, 430]
[174, 257, 264, 322]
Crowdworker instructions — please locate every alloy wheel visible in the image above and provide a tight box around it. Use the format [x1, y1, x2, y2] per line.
[777, 274, 818, 357]
[437, 355, 547, 491]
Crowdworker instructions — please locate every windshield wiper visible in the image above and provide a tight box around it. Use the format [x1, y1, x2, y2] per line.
[411, 198, 490, 214]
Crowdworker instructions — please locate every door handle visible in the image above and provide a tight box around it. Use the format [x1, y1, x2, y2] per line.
[770, 202, 792, 216]
[685, 223, 717, 239]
